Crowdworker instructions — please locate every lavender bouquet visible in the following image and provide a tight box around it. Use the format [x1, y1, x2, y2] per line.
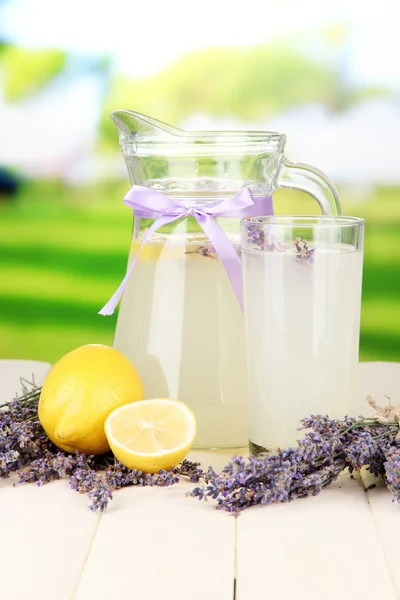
[1, 380, 399, 514]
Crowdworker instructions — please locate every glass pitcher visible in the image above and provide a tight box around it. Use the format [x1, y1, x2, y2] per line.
[102, 110, 341, 449]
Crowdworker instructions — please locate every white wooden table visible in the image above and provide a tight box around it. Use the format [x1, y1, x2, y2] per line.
[1, 360, 400, 600]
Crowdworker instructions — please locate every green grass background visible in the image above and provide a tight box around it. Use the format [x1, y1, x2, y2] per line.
[1, 180, 399, 364]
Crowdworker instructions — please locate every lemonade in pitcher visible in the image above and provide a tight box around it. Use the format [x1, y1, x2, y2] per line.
[114, 231, 248, 448]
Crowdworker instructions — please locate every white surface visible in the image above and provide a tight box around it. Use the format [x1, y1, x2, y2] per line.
[237, 473, 397, 600]
[1, 360, 400, 600]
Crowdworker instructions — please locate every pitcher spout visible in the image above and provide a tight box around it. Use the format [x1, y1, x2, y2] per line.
[110, 110, 183, 142]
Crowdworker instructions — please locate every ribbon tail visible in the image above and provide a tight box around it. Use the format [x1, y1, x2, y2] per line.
[99, 214, 179, 315]
[194, 213, 244, 311]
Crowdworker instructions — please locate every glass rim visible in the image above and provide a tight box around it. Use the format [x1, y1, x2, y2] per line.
[133, 132, 284, 144]
[241, 215, 365, 228]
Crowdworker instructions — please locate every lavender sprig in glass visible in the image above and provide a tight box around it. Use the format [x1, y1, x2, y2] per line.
[244, 218, 315, 264]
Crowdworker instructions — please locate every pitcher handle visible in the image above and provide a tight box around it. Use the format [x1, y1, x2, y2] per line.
[277, 159, 342, 215]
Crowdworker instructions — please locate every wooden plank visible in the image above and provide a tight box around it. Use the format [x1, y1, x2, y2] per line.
[236, 473, 398, 600]
[0, 477, 100, 600]
[363, 479, 400, 595]
[2, 360, 400, 599]
[0, 360, 101, 600]
[358, 362, 400, 594]
[73, 480, 236, 600]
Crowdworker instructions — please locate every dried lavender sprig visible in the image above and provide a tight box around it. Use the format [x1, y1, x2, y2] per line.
[185, 240, 241, 260]
[245, 217, 286, 252]
[244, 219, 316, 264]
[5, 381, 400, 514]
[293, 237, 315, 264]
[88, 479, 113, 512]
[0, 386, 41, 410]
[189, 413, 400, 513]
[2, 382, 205, 511]
[383, 446, 400, 502]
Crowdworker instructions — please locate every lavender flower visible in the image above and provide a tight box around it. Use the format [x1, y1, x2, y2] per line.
[384, 446, 400, 503]
[15, 452, 77, 486]
[179, 459, 208, 483]
[244, 218, 317, 266]
[4, 381, 400, 515]
[69, 467, 98, 494]
[88, 479, 113, 512]
[293, 237, 315, 264]
[189, 412, 400, 513]
[245, 218, 286, 252]
[198, 244, 218, 259]
[186, 242, 231, 260]
[0, 449, 19, 477]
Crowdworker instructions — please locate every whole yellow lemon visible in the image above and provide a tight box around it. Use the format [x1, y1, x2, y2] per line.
[38, 344, 144, 455]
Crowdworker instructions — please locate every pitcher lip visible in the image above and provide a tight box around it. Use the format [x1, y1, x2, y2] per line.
[110, 109, 285, 143]
[242, 216, 365, 227]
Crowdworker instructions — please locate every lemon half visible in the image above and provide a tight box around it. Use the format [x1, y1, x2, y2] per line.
[104, 398, 196, 473]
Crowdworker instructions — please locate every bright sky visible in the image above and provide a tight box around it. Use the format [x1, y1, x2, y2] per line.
[1, 0, 400, 181]
[1, 0, 400, 85]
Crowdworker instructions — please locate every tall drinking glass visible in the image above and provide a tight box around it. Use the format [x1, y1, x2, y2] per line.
[241, 216, 364, 454]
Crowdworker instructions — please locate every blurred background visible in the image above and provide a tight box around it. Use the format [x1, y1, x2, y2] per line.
[0, 0, 399, 363]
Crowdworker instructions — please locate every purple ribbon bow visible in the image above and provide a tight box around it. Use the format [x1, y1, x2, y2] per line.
[99, 185, 273, 316]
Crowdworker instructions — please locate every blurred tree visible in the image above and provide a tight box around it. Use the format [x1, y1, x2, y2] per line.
[292, 24, 391, 112]
[1, 47, 67, 101]
[100, 44, 337, 142]
[99, 41, 391, 146]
